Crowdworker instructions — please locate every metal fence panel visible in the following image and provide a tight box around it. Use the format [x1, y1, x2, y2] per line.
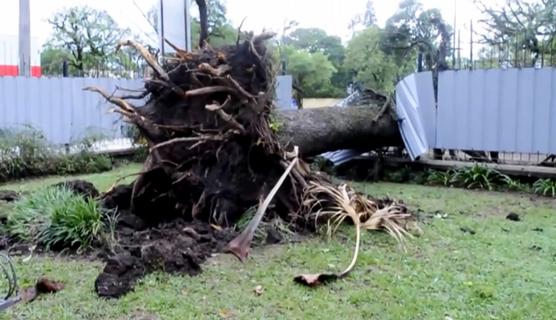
[0, 76, 293, 147]
[0, 76, 144, 145]
[395, 71, 436, 159]
[436, 68, 556, 154]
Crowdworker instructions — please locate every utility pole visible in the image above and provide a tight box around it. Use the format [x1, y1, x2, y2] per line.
[18, 0, 31, 77]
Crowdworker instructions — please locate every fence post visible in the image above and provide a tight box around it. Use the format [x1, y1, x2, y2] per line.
[62, 60, 68, 77]
[469, 20, 473, 70]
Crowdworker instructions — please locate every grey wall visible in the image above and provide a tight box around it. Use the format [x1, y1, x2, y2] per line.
[0, 76, 293, 145]
[0, 77, 144, 145]
[436, 68, 556, 154]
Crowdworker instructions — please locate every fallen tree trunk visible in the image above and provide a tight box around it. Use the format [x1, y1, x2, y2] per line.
[276, 106, 403, 157]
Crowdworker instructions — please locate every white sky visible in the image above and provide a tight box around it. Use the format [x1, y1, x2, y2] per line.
[0, 0, 487, 53]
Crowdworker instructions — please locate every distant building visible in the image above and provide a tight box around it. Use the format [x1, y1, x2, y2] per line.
[0, 34, 41, 77]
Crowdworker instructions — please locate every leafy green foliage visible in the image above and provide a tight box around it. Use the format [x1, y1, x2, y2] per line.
[190, 0, 237, 48]
[450, 165, 509, 190]
[382, 0, 451, 72]
[44, 6, 140, 77]
[268, 113, 283, 133]
[345, 27, 411, 93]
[282, 27, 348, 97]
[425, 169, 454, 186]
[533, 178, 556, 197]
[7, 187, 103, 250]
[282, 45, 337, 98]
[0, 127, 113, 182]
[477, 0, 556, 68]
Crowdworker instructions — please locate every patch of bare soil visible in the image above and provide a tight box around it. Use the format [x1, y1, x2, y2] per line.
[96, 187, 236, 298]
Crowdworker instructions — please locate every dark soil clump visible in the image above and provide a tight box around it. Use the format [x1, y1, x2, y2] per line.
[0, 190, 20, 202]
[95, 212, 236, 298]
[51, 180, 99, 198]
[506, 212, 521, 221]
[100, 184, 133, 210]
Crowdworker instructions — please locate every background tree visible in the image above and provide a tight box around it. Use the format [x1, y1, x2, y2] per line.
[476, 0, 556, 67]
[344, 27, 409, 93]
[382, 0, 452, 72]
[282, 45, 337, 98]
[191, 0, 237, 47]
[283, 28, 348, 97]
[40, 47, 72, 75]
[45, 6, 131, 76]
[349, 0, 378, 32]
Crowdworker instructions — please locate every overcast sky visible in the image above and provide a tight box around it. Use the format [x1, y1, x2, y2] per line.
[0, 0, 488, 52]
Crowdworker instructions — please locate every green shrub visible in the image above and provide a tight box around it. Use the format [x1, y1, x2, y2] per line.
[425, 169, 454, 186]
[7, 187, 104, 250]
[0, 127, 113, 182]
[450, 165, 508, 190]
[384, 166, 412, 183]
[533, 178, 556, 197]
[0, 127, 52, 180]
[500, 175, 530, 192]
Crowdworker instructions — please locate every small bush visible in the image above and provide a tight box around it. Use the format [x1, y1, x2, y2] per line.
[7, 187, 104, 250]
[384, 166, 412, 183]
[450, 165, 508, 190]
[425, 169, 454, 186]
[533, 178, 556, 197]
[500, 175, 529, 192]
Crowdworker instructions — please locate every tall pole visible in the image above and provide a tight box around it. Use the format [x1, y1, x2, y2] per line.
[458, 30, 461, 69]
[452, 0, 456, 68]
[184, 0, 192, 51]
[469, 20, 474, 70]
[18, 0, 31, 77]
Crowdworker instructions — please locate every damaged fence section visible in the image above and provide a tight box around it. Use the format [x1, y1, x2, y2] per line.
[396, 67, 556, 161]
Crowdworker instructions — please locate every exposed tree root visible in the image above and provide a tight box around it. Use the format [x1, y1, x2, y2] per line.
[89, 33, 418, 297]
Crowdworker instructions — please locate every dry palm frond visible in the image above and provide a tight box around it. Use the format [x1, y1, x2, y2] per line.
[295, 181, 418, 287]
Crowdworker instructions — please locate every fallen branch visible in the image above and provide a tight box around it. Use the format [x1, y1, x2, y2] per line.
[294, 183, 416, 287]
[226, 146, 299, 261]
[117, 39, 169, 81]
[84, 86, 136, 113]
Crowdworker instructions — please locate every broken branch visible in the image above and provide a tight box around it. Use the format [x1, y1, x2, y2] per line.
[225, 146, 299, 261]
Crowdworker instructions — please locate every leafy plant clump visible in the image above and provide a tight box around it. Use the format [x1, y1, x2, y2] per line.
[450, 165, 510, 190]
[7, 187, 104, 250]
[533, 178, 556, 197]
[424, 169, 455, 186]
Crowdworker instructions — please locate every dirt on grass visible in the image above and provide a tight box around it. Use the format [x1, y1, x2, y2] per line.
[96, 185, 237, 298]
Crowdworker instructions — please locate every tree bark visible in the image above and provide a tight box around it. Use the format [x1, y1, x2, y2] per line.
[276, 106, 403, 157]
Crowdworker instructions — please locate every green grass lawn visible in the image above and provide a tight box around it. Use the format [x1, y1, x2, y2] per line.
[1, 167, 555, 319]
[0, 163, 142, 193]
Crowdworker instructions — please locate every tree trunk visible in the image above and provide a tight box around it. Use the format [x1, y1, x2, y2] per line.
[276, 106, 402, 157]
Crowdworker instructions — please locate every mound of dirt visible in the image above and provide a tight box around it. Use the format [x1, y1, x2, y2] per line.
[0, 190, 20, 202]
[95, 214, 235, 298]
[51, 180, 99, 198]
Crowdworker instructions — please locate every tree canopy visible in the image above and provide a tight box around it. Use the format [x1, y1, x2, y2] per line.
[43, 6, 142, 77]
[345, 27, 411, 93]
[282, 27, 348, 97]
[282, 45, 337, 98]
[382, 0, 452, 71]
[477, 0, 556, 67]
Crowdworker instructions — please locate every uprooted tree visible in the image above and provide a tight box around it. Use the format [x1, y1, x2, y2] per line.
[88, 0, 415, 298]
